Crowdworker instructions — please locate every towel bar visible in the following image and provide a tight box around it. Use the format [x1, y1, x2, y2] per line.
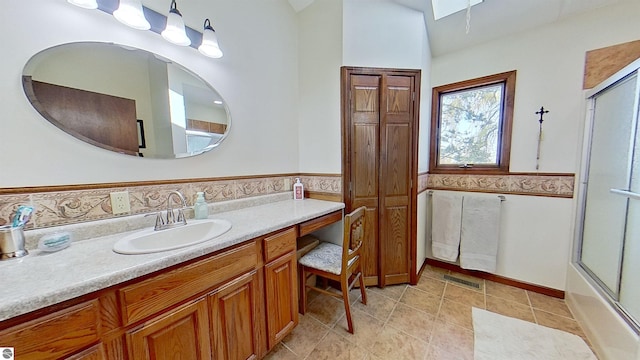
[427, 190, 506, 201]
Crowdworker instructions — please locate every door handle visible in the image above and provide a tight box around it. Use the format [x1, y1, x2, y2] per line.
[610, 188, 640, 200]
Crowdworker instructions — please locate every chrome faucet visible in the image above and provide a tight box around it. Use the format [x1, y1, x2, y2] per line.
[148, 190, 188, 231]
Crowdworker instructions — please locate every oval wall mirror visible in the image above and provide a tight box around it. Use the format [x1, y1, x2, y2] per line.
[22, 42, 230, 158]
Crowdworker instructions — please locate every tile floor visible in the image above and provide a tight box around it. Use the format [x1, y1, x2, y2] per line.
[265, 265, 595, 360]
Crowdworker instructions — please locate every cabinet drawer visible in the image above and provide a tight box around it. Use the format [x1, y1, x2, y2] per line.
[119, 242, 257, 325]
[298, 210, 342, 237]
[263, 227, 297, 263]
[0, 299, 100, 360]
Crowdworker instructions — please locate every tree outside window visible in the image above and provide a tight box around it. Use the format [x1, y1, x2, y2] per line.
[429, 71, 516, 174]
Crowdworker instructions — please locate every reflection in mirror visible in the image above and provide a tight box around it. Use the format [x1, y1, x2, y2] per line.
[22, 42, 230, 158]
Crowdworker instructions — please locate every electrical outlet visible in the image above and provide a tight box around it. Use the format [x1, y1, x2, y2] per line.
[110, 191, 131, 215]
[284, 178, 291, 190]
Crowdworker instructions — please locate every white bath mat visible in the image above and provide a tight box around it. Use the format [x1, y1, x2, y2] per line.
[472, 307, 597, 360]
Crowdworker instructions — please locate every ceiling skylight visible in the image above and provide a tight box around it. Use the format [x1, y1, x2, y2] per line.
[431, 0, 483, 20]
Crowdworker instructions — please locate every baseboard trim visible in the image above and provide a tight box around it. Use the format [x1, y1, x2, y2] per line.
[426, 259, 565, 299]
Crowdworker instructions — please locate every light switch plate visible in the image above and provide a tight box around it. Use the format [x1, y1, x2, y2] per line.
[110, 191, 131, 215]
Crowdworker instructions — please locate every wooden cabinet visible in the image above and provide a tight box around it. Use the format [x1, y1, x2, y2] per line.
[263, 227, 298, 349]
[210, 271, 260, 360]
[0, 299, 101, 360]
[0, 224, 314, 359]
[118, 242, 257, 326]
[127, 298, 212, 360]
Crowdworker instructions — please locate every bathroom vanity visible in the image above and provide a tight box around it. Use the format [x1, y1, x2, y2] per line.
[0, 197, 343, 359]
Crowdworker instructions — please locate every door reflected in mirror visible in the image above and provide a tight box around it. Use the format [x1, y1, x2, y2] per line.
[22, 42, 230, 158]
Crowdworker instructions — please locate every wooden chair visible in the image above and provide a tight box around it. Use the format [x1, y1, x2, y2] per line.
[298, 206, 368, 333]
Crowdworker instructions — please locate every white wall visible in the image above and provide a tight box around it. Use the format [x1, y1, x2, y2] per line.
[417, 10, 432, 273]
[343, 0, 426, 70]
[342, 0, 431, 274]
[427, 0, 640, 290]
[297, 0, 343, 173]
[0, 0, 299, 187]
[298, 0, 430, 175]
[426, 190, 574, 290]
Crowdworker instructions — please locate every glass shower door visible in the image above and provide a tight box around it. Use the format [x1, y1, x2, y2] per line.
[618, 130, 640, 323]
[578, 62, 640, 330]
[580, 74, 637, 296]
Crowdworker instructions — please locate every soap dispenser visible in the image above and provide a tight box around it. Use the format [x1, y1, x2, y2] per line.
[293, 178, 304, 200]
[194, 192, 209, 219]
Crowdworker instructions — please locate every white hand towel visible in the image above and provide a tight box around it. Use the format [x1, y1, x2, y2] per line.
[431, 192, 463, 261]
[460, 196, 501, 273]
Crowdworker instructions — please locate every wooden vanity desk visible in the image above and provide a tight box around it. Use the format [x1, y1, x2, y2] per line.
[295, 209, 342, 260]
[295, 209, 343, 311]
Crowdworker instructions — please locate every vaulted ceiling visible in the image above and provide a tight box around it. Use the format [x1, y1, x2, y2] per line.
[288, 0, 626, 57]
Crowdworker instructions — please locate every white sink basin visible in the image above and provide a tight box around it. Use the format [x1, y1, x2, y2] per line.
[113, 219, 232, 255]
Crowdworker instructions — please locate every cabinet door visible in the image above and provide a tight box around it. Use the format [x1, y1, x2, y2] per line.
[264, 252, 298, 349]
[65, 344, 106, 360]
[209, 271, 259, 360]
[126, 298, 211, 360]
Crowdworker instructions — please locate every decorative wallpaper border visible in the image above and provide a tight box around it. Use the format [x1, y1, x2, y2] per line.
[418, 173, 575, 198]
[1, 172, 573, 231]
[0, 174, 342, 230]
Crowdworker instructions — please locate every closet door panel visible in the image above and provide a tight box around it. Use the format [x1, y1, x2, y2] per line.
[379, 75, 414, 285]
[349, 74, 381, 285]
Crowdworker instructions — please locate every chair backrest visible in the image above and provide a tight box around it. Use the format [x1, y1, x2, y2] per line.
[342, 206, 366, 275]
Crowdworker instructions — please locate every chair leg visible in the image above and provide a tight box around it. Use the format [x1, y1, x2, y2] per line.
[341, 278, 354, 334]
[299, 266, 307, 314]
[357, 271, 367, 305]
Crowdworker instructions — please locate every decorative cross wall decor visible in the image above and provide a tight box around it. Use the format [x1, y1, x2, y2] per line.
[535, 106, 549, 170]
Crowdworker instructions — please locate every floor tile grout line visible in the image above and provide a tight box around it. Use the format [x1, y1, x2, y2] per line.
[285, 313, 335, 358]
[483, 279, 487, 309]
[436, 281, 447, 320]
[525, 290, 539, 324]
[329, 306, 385, 360]
[366, 285, 433, 359]
[279, 341, 297, 357]
[380, 294, 400, 328]
[300, 324, 333, 360]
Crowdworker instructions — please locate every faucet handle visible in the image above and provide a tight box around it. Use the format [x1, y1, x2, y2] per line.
[145, 212, 165, 231]
[177, 209, 187, 225]
[166, 209, 175, 224]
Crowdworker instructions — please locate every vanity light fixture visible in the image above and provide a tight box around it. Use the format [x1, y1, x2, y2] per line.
[66, 0, 225, 58]
[67, 0, 98, 10]
[198, 19, 223, 58]
[113, 0, 151, 30]
[161, 0, 191, 46]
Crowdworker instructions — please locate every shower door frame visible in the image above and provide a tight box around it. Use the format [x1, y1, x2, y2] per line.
[574, 58, 640, 334]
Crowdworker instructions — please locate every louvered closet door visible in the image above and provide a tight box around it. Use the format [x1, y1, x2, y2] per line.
[342, 67, 420, 287]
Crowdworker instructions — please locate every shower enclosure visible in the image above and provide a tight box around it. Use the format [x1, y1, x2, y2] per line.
[576, 58, 640, 332]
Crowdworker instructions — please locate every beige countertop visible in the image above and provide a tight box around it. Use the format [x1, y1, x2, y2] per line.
[0, 194, 344, 322]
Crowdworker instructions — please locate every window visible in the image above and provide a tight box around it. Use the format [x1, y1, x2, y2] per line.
[429, 70, 516, 174]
